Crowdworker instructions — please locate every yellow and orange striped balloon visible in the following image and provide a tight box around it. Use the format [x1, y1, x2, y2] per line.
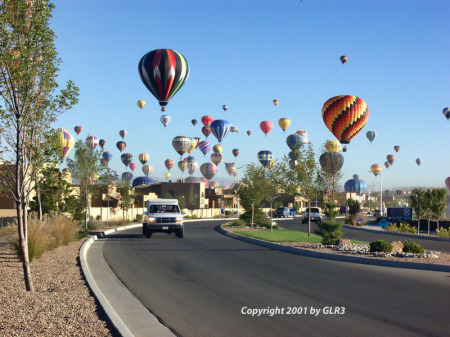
[322, 95, 369, 144]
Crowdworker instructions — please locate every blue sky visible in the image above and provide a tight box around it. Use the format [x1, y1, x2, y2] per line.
[50, 0, 449, 190]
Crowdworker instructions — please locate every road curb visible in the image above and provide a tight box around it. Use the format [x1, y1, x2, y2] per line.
[80, 224, 176, 337]
[216, 225, 450, 273]
[343, 224, 450, 242]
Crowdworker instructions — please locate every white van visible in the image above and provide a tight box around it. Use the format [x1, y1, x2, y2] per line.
[143, 199, 184, 238]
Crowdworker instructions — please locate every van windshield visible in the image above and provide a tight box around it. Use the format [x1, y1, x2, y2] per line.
[149, 205, 180, 213]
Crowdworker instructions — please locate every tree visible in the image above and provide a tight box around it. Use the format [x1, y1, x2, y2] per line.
[66, 140, 106, 229]
[116, 179, 135, 221]
[0, 0, 79, 291]
[28, 165, 76, 215]
[428, 188, 447, 231]
[284, 144, 321, 236]
[346, 199, 361, 226]
[410, 188, 426, 233]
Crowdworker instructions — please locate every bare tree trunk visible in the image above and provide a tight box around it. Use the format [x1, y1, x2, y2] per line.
[308, 200, 311, 237]
[17, 201, 34, 292]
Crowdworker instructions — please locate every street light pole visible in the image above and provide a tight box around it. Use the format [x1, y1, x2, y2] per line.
[236, 165, 249, 218]
[380, 173, 383, 215]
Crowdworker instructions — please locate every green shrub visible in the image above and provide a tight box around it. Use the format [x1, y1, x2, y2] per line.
[369, 240, 393, 253]
[436, 227, 450, 237]
[314, 220, 343, 245]
[225, 210, 232, 216]
[230, 219, 248, 227]
[240, 208, 271, 227]
[134, 214, 143, 222]
[403, 239, 424, 254]
[386, 222, 418, 234]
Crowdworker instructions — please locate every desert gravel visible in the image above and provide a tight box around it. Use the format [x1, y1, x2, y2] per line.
[0, 239, 118, 337]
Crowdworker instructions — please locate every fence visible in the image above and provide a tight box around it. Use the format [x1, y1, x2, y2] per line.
[0, 217, 17, 228]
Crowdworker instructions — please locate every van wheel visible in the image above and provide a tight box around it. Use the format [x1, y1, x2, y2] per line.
[177, 228, 184, 238]
[143, 225, 147, 236]
[146, 230, 152, 238]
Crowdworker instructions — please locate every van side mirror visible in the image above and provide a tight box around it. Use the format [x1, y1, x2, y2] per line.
[182, 211, 186, 215]
[143, 212, 147, 215]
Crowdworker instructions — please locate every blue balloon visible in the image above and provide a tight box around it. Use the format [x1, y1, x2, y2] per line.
[257, 150, 273, 167]
[286, 134, 302, 151]
[132, 176, 156, 187]
[344, 174, 367, 194]
[210, 119, 230, 143]
[102, 151, 113, 162]
[122, 172, 133, 181]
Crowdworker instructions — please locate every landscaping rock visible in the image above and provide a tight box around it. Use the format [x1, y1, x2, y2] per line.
[391, 241, 404, 253]
[338, 239, 352, 247]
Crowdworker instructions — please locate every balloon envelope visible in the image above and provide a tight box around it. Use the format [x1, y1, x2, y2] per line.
[325, 140, 341, 152]
[257, 150, 273, 167]
[278, 118, 291, 132]
[201, 115, 213, 127]
[122, 172, 133, 181]
[366, 131, 376, 143]
[165, 159, 174, 171]
[138, 153, 149, 164]
[142, 164, 153, 176]
[74, 126, 82, 135]
[129, 163, 137, 171]
[322, 95, 369, 144]
[200, 162, 217, 180]
[344, 174, 367, 194]
[416, 158, 422, 166]
[55, 131, 75, 160]
[371, 164, 382, 176]
[116, 141, 126, 152]
[132, 176, 156, 187]
[394, 146, 400, 152]
[210, 119, 231, 143]
[191, 119, 197, 126]
[119, 130, 127, 139]
[286, 134, 302, 151]
[102, 151, 113, 163]
[260, 121, 273, 136]
[160, 115, 171, 127]
[319, 152, 344, 175]
[172, 136, 192, 157]
[340, 55, 348, 64]
[137, 100, 146, 109]
[138, 49, 190, 110]
[445, 177, 450, 190]
[198, 140, 212, 156]
[99, 139, 106, 149]
[121, 153, 133, 167]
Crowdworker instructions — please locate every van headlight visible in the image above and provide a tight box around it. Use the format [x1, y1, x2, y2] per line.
[147, 217, 156, 223]
[176, 218, 183, 223]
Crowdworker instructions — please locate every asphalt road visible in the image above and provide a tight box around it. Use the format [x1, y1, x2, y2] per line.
[278, 217, 450, 253]
[103, 220, 450, 337]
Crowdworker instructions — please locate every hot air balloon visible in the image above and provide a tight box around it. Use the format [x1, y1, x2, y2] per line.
[55, 130, 75, 160]
[164, 172, 171, 179]
[210, 119, 230, 144]
[319, 152, 344, 176]
[340, 55, 348, 64]
[138, 49, 190, 111]
[129, 163, 137, 171]
[138, 153, 149, 164]
[371, 164, 382, 176]
[416, 158, 422, 166]
[386, 154, 395, 165]
[160, 115, 171, 127]
[102, 151, 113, 163]
[343, 146, 347, 152]
[445, 177, 450, 190]
[165, 159, 174, 171]
[116, 141, 126, 152]
[366, 131, 376, 143]
[200, 162, 217, 180]
[201, 115, 213, 127]
[267, 160, 275, 169]
[56, 128, 68, 133]
[322, 95, 369, 144]
[121, 153, 133, 167]
[230, 126, 239, 133]
[325, 140, 341, 153]
[213, 144, 223, 154]
[384, 161, 391, 169]
[99, 139, 106, 149]
[257, 150, 273, 168]
[344, 174, 367, 194]
[247, 130, 252, 136]
[209, 181, 219, 188]
[222, 105, 228, 111]
[260, 121, 273, 136]
[178, 160, 188, 173]
[443, 107, 450, 120]
[191, 119, 197, 126]
[211, 152, 223, 165]
[119, 130, 127, 139]
[198, 140, 212, 156]
[142, 164, 153, 177]
[394, 146, 400, 152]
[186, 138, 198, 155]
[286, 134, 302, 151]
[188, 161, 198, 175]
[202, 125, 211, 138]
[137, 100, 146, 109]
[74, 126, 82, 135]
[122, 172, 133, 181]
[296, 130, 309, 144]
[273, 99, 279, 106]
[186, 155, 195, 163]
[232, 149, 240, 158]
[278, 118, 291, 132]
[172, 136, 192, 157]
[132, 176, 156, 187]
[85, 136, 99, 149]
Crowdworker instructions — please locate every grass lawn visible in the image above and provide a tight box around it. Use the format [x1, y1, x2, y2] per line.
[233, 228, 368, 244]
